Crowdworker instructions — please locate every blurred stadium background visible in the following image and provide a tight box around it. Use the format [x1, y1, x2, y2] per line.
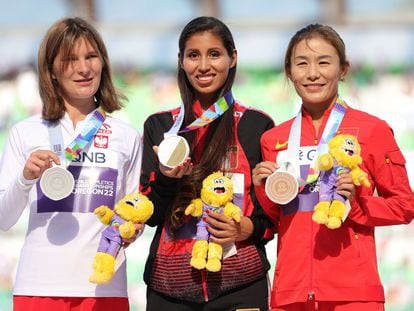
[0, 1, 414, 310]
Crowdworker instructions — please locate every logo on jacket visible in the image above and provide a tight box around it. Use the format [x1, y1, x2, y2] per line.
[98, 122, 112, 135]
[275, 140, 288, 150]
[94, 135, 108, 148]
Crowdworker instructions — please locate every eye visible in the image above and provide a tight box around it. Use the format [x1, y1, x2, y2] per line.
[345, 138, 354, 147]
[209, 50, 220, 58]
[214, 178, 224, 185]
[87, 53, 99, 60]
[187, 51, 199, 59]
[62, 55, 78, 62]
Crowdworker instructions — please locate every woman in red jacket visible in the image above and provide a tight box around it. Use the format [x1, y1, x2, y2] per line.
[252, 23, 414, 311]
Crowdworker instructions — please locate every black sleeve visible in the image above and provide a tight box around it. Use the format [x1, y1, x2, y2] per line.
[140, 112, 180, 227]
[238, 109, 275, 243]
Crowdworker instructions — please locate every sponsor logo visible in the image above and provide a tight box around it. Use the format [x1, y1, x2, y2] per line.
[275, 140, 288, 149]
[73, 152, 106, 164]
[98, 122, 112, 135]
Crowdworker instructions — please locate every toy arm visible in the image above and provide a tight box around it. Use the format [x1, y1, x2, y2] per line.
[317, 153, 334, 171]
[94, 205, 114, 225]
[350, 167, 371, 187]
[185, 198, 203, 217]
[119, 221, 136, 239]
[223, 202, 241, 223]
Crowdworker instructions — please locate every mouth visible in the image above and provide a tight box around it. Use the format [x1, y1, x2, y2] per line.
[344, 148, 354, 156]
[196, 74, 214, 84]
[304, 83, 325, 90]
[214, 186, 225, 194]
[74, 77, 94, 84]
[125, 201, 135, 207]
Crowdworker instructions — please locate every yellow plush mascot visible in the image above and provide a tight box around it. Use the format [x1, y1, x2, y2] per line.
[89, 193, 154, 284]
[312, 134, 371, 229]
[185, 171, 241, 272]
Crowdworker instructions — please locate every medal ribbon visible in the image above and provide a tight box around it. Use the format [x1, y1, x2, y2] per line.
[179, 91, 234, 133]
[287, 96, 347, 185]
[165, 91, 234, 138]
[64, 107, 106, 161]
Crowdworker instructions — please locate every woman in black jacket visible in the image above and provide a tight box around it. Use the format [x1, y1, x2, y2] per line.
[140, 16, 274, 311]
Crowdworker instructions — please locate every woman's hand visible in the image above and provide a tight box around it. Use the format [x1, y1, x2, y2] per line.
[252, 161, 278, 186]
[122, 223, 145, 248]
[153, 146, 193, 179]
[206, 211, 254, 244]
[336, 173, 356, 201]
[23, 150, 60, 180]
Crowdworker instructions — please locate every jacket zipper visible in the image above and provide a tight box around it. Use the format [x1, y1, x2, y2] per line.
[308, 135, 318, 301]
[201, 270, 209, 301]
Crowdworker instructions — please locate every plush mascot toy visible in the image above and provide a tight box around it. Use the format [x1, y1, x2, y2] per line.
[185, 171, 241, 272]
[89, 193, 154, 284]
[312, 134, 371, 229]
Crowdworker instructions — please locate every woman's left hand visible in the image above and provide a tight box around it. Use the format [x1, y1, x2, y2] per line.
[122, 223, 145, 248]
[336, 173, 356, 201]
[206, 211, 253, 244]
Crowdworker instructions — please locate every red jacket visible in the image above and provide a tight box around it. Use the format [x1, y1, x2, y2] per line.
[256, 104, 414, 307]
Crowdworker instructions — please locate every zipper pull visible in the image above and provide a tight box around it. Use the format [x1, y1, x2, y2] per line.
[308, 291, 315, 300]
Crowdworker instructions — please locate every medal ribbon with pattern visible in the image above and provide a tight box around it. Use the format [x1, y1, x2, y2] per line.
[166, 91, 234, 137]
[288, 96, 348, 185]
[65, 106, 106, 161]
[178, 91, 234, 133]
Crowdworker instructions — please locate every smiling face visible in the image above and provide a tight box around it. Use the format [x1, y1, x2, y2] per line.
[52, 37, 102, 112]
[288, 36, 348, 113]
[181, 31, 236, 108]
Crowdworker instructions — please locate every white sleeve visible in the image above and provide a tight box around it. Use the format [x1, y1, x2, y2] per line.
[0, 126, 33, 231]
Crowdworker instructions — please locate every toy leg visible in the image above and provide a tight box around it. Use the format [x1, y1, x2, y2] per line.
[327, 199, 345, 229]
[190, 240, 208, 270]
[312, 201, 330, 225]
[89, 252, 116, 284]
[206, 242, 222, 272]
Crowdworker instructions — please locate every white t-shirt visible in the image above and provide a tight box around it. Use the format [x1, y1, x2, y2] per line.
[0, 111, 142, 297]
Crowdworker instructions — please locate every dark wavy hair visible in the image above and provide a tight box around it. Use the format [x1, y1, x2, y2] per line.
[168, 16, 238, 235]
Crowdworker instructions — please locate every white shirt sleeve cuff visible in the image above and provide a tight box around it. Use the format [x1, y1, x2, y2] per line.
[17, 172, 38, 190]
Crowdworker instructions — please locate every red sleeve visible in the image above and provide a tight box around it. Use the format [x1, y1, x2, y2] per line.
[255, 131, 281, 233]
[348, 120, 414, 226]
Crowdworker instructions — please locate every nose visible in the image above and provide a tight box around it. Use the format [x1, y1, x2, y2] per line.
[74, 58, 91, 75]
[198, 56, 210, 72]
[308, 63, 320, 80]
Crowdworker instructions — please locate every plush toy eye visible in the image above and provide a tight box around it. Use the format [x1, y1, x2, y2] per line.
[345, 138, 354, 147]
[214, 178, 224, 185]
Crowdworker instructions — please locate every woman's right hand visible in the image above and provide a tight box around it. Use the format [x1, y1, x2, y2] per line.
[23, 150, 60, 180]
[153, 146, 193, 179]
[252, 161, 278, 186]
